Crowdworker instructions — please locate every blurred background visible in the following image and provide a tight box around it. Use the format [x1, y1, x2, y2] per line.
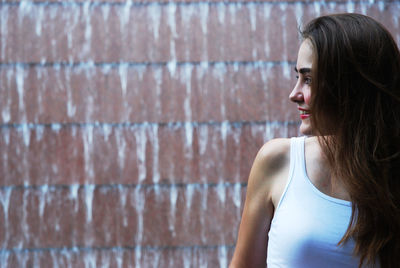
[0, 0, 399, 267]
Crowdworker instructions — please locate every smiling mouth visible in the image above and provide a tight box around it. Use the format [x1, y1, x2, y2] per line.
[298, 108, 311, 119]
[300, 110, 310, 115]
[298, 107, 311, 114]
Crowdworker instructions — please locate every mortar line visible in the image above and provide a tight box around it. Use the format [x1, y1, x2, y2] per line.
[0, 244, 236, 254]
[0, 0, 395, 8]
[0, 120, 299, 129]
[0, 181, 248, 191]
[0, 60, 295, 69]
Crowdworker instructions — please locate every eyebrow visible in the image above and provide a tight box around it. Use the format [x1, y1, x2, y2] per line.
[294, 67, 311, 74]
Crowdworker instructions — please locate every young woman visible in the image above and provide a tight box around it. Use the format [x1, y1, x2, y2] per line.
[230, 14, 400, 268]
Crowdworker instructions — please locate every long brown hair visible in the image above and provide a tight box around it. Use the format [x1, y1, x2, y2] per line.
[301, 14, 400, 267]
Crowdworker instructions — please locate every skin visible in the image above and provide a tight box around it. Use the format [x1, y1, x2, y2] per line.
[289, 39, 313, 136]
[229, 40, 350, 268]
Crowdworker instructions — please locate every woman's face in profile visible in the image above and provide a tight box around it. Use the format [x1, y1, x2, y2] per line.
[289, 39, 313, 135]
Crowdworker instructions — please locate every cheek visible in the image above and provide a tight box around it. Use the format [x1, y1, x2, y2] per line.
[304, 88, 311, 105]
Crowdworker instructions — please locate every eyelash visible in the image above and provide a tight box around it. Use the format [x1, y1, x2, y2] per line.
[296, 75, 312, 85]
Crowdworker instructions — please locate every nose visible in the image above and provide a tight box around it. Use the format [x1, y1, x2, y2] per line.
[289, 81, 304, 103]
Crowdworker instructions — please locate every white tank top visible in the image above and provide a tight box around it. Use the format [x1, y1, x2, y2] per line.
[267, 136, 374, 267]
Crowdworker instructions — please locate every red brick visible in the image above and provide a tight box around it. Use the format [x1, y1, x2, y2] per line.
[137, 246, 236, 268]
[0, 245, 235, 267]
[0, 64, 300, 124]
[2, 0, 348, 3]
[0, 185, 246, 248]
[2, 2, 398, 63]
[0, 126, 86, 186]
[0, 122, 299, 186]
[0, 4, 294, 63]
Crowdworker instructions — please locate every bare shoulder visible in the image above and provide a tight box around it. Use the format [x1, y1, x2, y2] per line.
[255, 138, 291, 175]
[246, 138, 291, 203]
[229, 138, 291, 267]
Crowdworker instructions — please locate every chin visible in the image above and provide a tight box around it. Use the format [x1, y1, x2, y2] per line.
[299, 122, 313, 136]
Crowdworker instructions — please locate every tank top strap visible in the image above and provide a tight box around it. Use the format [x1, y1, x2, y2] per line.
[275, 136, 307, 210]
[291, 136, 307, 176]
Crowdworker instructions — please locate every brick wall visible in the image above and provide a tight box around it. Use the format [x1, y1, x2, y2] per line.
[0, 0, 399, 267]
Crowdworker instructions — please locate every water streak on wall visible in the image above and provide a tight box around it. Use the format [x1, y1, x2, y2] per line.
[0, 0, 399, 266]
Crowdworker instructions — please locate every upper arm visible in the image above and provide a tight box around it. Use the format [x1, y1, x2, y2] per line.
[230, 138, 290, 268]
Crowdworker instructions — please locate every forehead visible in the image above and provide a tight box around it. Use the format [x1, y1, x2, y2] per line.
[296, 39, 313, 69]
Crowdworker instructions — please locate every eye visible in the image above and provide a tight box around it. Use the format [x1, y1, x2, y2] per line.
[304, 77, 312, 85]
[295, 75, 299, 79]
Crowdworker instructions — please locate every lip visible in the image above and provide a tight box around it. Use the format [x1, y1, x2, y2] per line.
[298, 107, 310, 112]
[300, 114, 310, 120]
[298, 107, 311, 120]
